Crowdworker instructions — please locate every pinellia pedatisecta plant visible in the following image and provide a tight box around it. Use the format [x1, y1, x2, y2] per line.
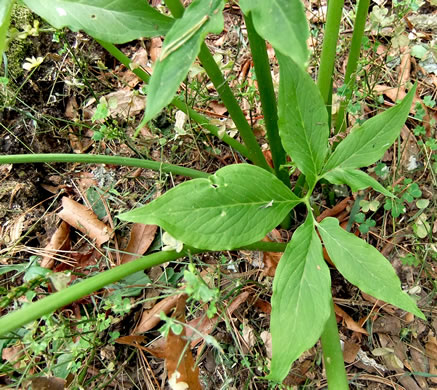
[0, 0, 424, 387]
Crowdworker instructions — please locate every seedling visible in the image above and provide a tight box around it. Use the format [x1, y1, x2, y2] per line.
[0, 0, 425, 388]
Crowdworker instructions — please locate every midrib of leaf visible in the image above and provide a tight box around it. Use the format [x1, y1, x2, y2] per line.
[324, 105, 404, 171]
[57, 0, 160, 17]
[271, 0, 302, 51]
[317, 224, 392, 293]
[283, 85, 319, 179]
[161, 199, 299, 212]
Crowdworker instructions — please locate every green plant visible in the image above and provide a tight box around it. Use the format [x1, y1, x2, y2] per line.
[384, 178, 423, 218]
[0, 0, 425, 388]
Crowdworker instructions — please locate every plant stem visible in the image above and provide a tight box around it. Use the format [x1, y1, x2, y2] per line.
[196, 44, 271, 171]
[335, 0, 370, 134]
[320, 300, 349, 389]
[0, 153, 209, 179]
[0, 249, 200, 337]
[317, 0, 345, 108]
[244, 13, 289, 187]
[0, 242, 286, 337]
[96, 40, 250, 159]
[164, 1, 271, 172]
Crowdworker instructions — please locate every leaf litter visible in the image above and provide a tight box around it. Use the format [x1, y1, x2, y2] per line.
[1, 1, 436, 389]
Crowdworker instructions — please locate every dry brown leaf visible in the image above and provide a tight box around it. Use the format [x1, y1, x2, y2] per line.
[426, 336, 437, 360]
[149, 37, 162, 63]
[30, 377, 66, 390]
[242, 323, 256, 353]
[373, 84, 425, 117]
[260, 331, 273, 359]
[262, 229, 284, 276]
[262, 251, 281, 276]
[253, 298, 272, 314]
[84, 88, 146, 121]
[186, 291, 249, 348]
[166, 295, 202, 390]
[41, 221, 70, 269]
[64, 96, 79, 120]
[122, 47, 149, 87]
[68, 129, 94, 154]
[372, 315, 401, 336]
[209, 100, 228, 116]
[400, 125, 420, 172]
[361, 292, 398, 315]
[398, 51, 411, 86]
[7, 214, 26, 244]
[343, 340, 361, 363]
[409, 339, 428, 389]
[121, 223, 157, 264]
[74, 172, 98, 194]
[2, 345, 23, 369]
[334, 304, 368, 335]
[262, 149, 274, 169]
[186, 316, 218, 348]
[116, 335, 166, 358]
[317, 197, 352, 222]
[58, 197, 113, 246]
[228, 291, 250, 313]
[135, 294, 180, 333]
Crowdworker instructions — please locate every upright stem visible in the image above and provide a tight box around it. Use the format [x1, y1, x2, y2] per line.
[164, 0, 271, 172]
[0, 241, 286, 337]
[317, 0, 345, 108]
[97, 40, 250, 160]
[321, 300, 349, 389]
[244, 13, 289, 187]
[197, 44, 271, 171]
[0, 153, 209, 179]
[335, 0, 370, 134]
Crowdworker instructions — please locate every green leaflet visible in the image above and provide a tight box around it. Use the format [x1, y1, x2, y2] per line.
[323, 85, 416, 172]
[144, 0, 224, 122]
[23, 0, 173, 43]
[239, 0, 309, 68]
[118, 164, 301, 251]
[0, 0, 14, 67]
[322, 168, 394, 197]
[318, 217, 424, 319]
[268, 216, 331, 382]
[277, 53, 329, 188]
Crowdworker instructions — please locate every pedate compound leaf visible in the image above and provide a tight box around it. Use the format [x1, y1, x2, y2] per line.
[23, 0, 173, 43]
[0, 0, 14, 67]
[277, 53, 329, 188]
[318, 217, 424, 319]
[268, 216, 331, 382]
[239, 0, 309, 68]
[323, 168, 394, 197]
[144, 0, 224, 122]
[323, 85, 416, 173]
[118, 164, 301, 251]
